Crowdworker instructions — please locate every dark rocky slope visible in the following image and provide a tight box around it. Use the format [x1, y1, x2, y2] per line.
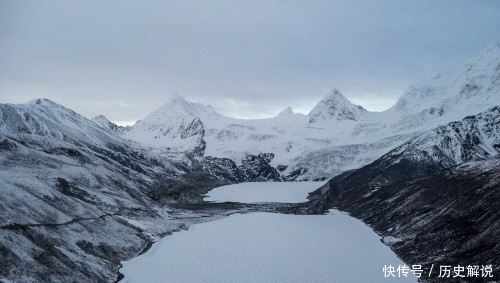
[0, 99, 286, 283]
[304, 107, 500, 282]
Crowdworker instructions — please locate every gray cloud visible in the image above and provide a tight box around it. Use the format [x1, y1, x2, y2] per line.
[1, 0, 499, 123]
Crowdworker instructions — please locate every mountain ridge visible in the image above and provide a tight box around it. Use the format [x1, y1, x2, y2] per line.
[302, 105, 500, 280]
[112, 44, 499, 180]
[1, 43, 499, 283]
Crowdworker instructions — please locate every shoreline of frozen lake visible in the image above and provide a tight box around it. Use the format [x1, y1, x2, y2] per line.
[120, 182, 417, 283]
[204, 181, 325, 203]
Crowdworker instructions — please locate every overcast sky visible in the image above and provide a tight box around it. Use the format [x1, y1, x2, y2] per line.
[1, 1, 499, 124]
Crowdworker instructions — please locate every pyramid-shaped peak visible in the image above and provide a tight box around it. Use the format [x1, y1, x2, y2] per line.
[322, 88, 348, 101]
[157, 93, 193, 111]
[172, 93, 186, 100]
[278, 106, 295, 116]
[28, 98, 60, 107]
[145, 94, 220, 121]
[309, 89, 366, 123]
[91, 115, 119, 131]
[166, 93, 189, 105]
[91, 115, 112, 125]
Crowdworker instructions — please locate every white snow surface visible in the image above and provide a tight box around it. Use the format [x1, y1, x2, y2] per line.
[204, 181, 325, 203]
[120, 211, 417, 283]
[121, 45, 500, 179]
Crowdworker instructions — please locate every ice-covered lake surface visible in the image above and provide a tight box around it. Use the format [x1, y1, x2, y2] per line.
[120, 183, 418, 283]
[204, 181, 325, 203]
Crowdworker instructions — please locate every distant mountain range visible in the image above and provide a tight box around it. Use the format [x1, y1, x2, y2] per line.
[0, 44, 499, 282]
[87, 44, 500, 181]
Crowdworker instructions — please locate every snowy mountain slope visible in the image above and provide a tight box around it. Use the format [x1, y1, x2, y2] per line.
[122, 94, 218, 156]
[304, 106, 500, 281]
[0, 99, 220, 282]
[0, 97, 300, 283]
[117, 45, 499, 180]
[308, 106, 500, 207]
[387, 43, 500, 133]
[0, 99, 126, 148]
[1, 44, 498, 282]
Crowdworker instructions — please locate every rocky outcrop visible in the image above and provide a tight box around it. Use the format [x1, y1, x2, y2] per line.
[0, 99, 218, 283]
[200, 153, 283, 182]
[239, 153, 283, 181]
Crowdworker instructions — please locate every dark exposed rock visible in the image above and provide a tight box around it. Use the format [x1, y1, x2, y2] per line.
[200, 156, 242, 182]
[276, 164, 288, 172]
[285, 167, 308, 181]
[305, 157, 500, 282]
[0, 138, 18, 151]
[238, 153, 283, 181]
[200, 153, 283, 182]
[302, 109, 500, 282]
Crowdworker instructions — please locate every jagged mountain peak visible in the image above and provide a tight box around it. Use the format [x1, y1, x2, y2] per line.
[308, 89, 366, 123]
[91, 115, 120, 132]
[149, 94, 219, 120]
[92, 114, 110, 122]
[124, 94, 211, 154]
[28, 98, 59, 106]
[278, 106, 295, 116]
[167, 93, 189, 105]
[158, 93, 192, 112]
[322, 88, 348, 102]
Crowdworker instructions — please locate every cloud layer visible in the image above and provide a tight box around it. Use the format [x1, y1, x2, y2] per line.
[1, 0, 499, 122]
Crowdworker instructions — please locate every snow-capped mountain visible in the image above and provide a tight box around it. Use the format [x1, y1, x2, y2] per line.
[123, 94, 219, 155]
[278, 106, 295, 116]
[2, 43, 499, 283]
[91, 114, 123, 133]
[116, 44, 499, 180]
[305, 106, 500, 280]
[0, 98, 125, 147]
[308, 88, 367, 123]
[387, 43, 500, 133]
[0, 98, 178, 282]
[0, 96, 295, 283]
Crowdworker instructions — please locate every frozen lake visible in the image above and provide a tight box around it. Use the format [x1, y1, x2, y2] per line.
[204, 181, 325, 203]
[120, 183, 417, 283]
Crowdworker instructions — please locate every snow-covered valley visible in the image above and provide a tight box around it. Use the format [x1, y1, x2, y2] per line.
[0, 44, 499, 283]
